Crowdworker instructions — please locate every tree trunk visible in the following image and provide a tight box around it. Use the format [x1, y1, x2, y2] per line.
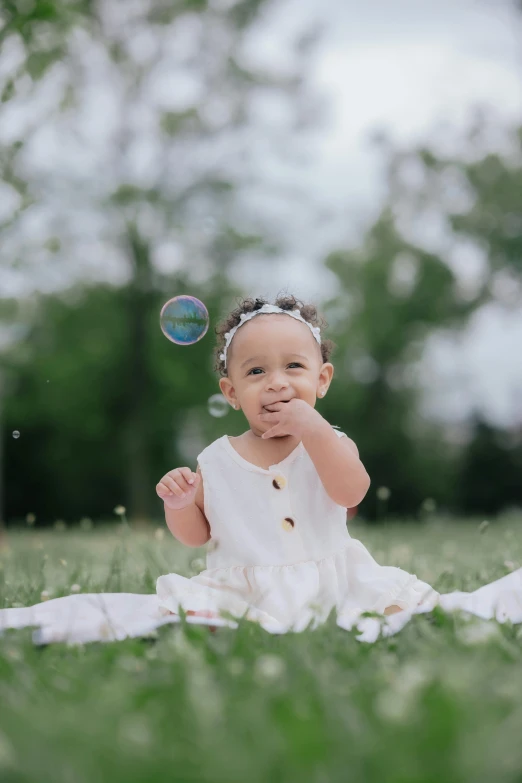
[123, 223, 154, 528]
[0, 374, 7, 549]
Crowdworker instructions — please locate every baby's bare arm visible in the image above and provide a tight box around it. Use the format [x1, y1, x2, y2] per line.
[164, 502, 210, 548]
[158, 463, 210, 547]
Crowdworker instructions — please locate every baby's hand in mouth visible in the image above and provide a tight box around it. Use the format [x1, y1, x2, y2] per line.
[263, 400, 290, 412]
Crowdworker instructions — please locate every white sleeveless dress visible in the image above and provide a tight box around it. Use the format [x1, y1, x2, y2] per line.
[1, 430, 521, 645]
[157, 430, 438, 631]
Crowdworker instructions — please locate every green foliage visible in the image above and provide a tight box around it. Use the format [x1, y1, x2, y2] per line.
[160, 109, 202, 137]
[322, 118, 522, 518]
[0, 0, 91, 88]
[228, 0, 268, 29]
[454, 419, 522, 515]
[147, 0, 208, 25]
[416, 127, 522, 278]
[2, 274, 245, 523]
[323, 211, 480, 517]
[0, 0, 303, 524]
[388, 128, 522, 289]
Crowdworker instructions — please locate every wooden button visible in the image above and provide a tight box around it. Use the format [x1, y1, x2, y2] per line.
[272, 474, 287, 490]
[282, 517, 294, 531]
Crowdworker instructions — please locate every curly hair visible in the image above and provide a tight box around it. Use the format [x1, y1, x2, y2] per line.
[213, 293, 336, 377]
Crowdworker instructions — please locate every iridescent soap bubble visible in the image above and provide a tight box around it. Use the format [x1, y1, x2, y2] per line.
[160, 295, 209, 345]
[208, 394, 230, 418]
[12, 430, 20, 439]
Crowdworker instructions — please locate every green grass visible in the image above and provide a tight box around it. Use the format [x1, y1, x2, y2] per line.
[0, 515, 521, 783]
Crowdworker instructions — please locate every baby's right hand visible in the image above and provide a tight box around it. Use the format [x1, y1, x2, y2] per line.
[156, 467, 201, 510]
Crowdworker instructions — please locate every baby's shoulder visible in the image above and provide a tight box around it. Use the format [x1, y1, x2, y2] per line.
[196, 435, 224, 466]
[332, 426, 359, 456]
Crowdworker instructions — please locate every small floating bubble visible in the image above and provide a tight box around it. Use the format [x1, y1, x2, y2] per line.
[160, 295, 209, 345]
[12, 430, 20, 439]
[207, 393, 230, 418]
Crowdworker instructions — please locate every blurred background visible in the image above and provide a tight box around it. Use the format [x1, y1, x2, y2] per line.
[1, 0, 521, 527]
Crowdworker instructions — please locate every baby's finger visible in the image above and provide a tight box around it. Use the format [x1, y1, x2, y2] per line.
[163, 475, 187, 497]
[179, 467, 196, 486]
[166, 468, 191, 486]
[156, 482, 172, 497]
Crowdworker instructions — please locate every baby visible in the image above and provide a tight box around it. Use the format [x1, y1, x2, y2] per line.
[155, 295, 414, 629]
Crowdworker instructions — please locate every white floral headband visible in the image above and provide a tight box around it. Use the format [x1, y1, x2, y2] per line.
[219, 304, 321, 370]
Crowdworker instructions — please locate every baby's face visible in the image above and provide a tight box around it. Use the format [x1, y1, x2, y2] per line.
[219, 314, 333, 439]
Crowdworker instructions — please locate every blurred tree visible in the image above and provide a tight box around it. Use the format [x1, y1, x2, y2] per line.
[2, 277, 236, 523]
[322, 208, 488, 518]
[392, 115, 522, 299]
[0, 0, 324, 524]
[322, 113, 522, 518]
[454, 417, 522, 515]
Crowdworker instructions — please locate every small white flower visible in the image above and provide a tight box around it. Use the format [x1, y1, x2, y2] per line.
[219, 353, 225, 360]
[40, 590, 50, 601]
[421, 498, 437, 513]
[190, 557, 205, 573]
[459, 620, 500, 645]
[114, 505, 126, 516]
[227, 658, 245, 676]
[0, 729, 16, 766]
[254, 654, 286, 681]
[390, 544, 412, 560]
[70, 584, 81, 593]
[118, 715, 152, 747]
[377, 486, 391, 501]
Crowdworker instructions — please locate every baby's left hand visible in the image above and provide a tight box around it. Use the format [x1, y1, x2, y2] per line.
[259, 398, 321, 440]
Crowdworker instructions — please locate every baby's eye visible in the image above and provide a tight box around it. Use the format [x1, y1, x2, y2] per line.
[248, 363, 303, 376]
